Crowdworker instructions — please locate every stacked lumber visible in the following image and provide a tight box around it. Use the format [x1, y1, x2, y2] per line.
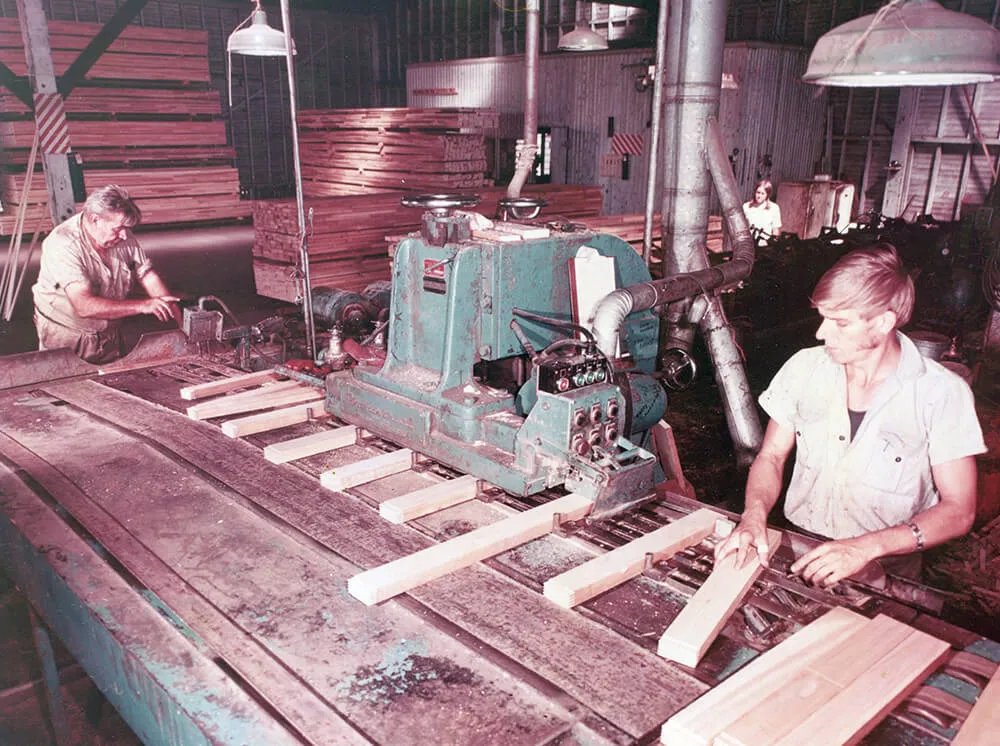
[660, 608, 950, 746]
[579, 214, 726, 256]
[251, 184, 604, 301]
[297, 107, 498, 197]
[0, 19, 245, 236]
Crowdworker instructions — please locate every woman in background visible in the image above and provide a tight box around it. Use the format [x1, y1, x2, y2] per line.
[743, 179, 782, 245]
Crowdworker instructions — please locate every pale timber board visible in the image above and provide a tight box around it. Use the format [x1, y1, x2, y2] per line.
[542, 508, 719, 608]
[185, 379, 304, 416]
[659, 607, 868, 746]
[320, 449, 414, 491]
[0, 435, 367, 746]
[769, 628, 950, 746]
[264, 425, 357, 464]
[179, 369, 281, 400]
[348, 493, 594, 606]
[379, 474, 479, 523]
[187, 385, 323, 420]
[952, 665, 1000, 746]
[717, 614, 917, 746]
[657, 527, 781, 667]
[221, 401, 329, 438]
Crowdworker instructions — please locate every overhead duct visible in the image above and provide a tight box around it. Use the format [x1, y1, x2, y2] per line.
[593, 0, 762, 464]
[505, 0, 540, 201]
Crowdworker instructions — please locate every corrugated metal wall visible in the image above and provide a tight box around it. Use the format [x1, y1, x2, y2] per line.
[0, 0, 376, 194]
[407, 43, 824, 215]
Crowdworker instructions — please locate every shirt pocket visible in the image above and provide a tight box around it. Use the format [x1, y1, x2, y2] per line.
[859, 429, 924, 496]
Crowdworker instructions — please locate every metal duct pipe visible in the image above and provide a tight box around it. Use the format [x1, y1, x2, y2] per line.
[506, 0, 540, 200]
[593, 115, 762, 462]
[641, 0, 671, 265]
[592, 118, 754, 348]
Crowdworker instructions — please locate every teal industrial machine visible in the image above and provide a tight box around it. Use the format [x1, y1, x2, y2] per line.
[324, 195, 668, 518]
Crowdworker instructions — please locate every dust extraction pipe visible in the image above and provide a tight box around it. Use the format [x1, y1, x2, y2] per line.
[506, 0, 540, 200]
[592, 0, 763, 464]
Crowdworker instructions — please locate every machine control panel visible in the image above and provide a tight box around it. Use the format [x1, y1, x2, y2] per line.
[537, 351, 609, 394]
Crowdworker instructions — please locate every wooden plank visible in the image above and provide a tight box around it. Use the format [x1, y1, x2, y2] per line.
[953, 665, 1000, 746]
[379, 474, 479, 524]
[657, 527, 781, 667]
[185, 379, 304, 415]
[220, 401, 330, 438]
[263, 426, 357, 464]
[320, 449, 414, 492]
[542, 509, 720, 609]
[660, 607, 868, 746]
[348, 492, 594, 606]
[179, 370, 281, 400]
[769, 628, 950, 746]
[717, 614, 917, 746]
[186, 384, 322, 421]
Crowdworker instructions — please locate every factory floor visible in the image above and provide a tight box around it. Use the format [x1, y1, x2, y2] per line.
[1, 306, 999, 744]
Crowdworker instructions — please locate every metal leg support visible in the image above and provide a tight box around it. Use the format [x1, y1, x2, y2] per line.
[28, 606, 71, 746]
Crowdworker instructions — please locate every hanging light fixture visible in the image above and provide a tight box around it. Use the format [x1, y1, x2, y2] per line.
[557, 2, 608, 52]
[803, 0, 1000, 87]
[227, 0, 317, 360]
[227, 2, 294, 56]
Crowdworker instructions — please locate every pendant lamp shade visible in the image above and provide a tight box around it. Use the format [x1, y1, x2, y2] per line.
[557, 2, 608, 52]
[804, 0, 1000, 87]
[227, 8, 296, 57]
[557, 26, 608, 52]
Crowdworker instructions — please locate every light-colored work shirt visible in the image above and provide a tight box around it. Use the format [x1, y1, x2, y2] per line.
[759, 332, 987, 540]
[743, 200, 782, 239]
[32, 212, 152, 362]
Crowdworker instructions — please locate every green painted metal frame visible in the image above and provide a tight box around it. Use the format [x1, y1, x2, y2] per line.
[0, 473, 304, 746]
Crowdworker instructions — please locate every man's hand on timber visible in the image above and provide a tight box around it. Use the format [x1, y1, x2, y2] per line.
[714, 518, 772, 570]
[790, 537, 875, 588]
[142, 295, 181, 322]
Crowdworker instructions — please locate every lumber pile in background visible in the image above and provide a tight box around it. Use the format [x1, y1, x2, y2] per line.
[251, 184, 603, 301]
[579, 214, 725, 259]
[298, 107, 498, 197]
[0, 19, 246, 236]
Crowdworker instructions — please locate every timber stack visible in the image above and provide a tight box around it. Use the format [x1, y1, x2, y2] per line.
[297, 107, 499, 197]
[251, 184, 604, 302]
[0, 19, 246, 236]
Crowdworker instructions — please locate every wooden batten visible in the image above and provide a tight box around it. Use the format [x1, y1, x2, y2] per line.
[180, 370, 282, 400]
[379, 474, 480, 524]
[186, 383, 323, 421]
[319, 449, 415, 492]
[542, 508, 720, 609]
[348, 492, 594, 606]
[657, 527, 781, 667]
[220, 401, 330, 439]
[263, 426, 358, 464]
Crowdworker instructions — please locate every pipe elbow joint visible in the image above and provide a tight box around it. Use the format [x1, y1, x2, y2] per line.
[592, 288, 635, 357]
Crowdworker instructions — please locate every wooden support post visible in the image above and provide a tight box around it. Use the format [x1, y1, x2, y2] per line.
[378, 474, 479, 524]
[660, 607, 868, 746]
[348, 493, 594, 606]
[657, 527, 781, 667]
[320, 449, 414, 492]
[186, 383, 322, 421]
[263, 426, 357, 464]
[953, 663, 1000, 745]
[542, 508, 719, 609]
[220, 401, 329, 438]
[179, 370, 281, 400]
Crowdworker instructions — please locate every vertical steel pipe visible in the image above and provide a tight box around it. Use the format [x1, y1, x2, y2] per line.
[641, 0, 671, 265]
[506, 0, 540, 200]
[280, 0, 317, 360]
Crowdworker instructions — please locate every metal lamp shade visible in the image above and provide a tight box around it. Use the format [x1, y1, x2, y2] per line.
[227, 9, 295, 56]
[557, 26, 608, 52]
[803, 0, 1000, 87]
